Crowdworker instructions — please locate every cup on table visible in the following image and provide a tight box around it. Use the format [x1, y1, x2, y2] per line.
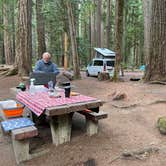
[64, 86, 71, 98]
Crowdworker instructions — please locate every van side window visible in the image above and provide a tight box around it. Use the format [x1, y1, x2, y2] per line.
[94, 60, 103, 66]
[106, 61, 115, 67]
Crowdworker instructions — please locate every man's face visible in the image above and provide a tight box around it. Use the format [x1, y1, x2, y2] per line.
[43, 54, 51, 63]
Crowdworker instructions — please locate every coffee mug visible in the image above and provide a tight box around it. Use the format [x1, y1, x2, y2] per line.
[65, 86, 71, 98]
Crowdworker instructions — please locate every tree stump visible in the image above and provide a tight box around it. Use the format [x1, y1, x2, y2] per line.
[98, 72, 110, 81]
[112, 91, 127, 100]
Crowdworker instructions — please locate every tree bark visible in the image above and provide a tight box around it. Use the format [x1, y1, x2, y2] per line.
[0, 4, 4, 63]
[90, 2, 96, 59]
[36, 0, 46, 59]
[143, 0, 152, 65]
[11, 1, 15, 62]
[113, 0, 124, 81]
[144, 0, 166, 81]
[106, 0, 111, 49]
[3, 0, 13, 65]
[66, 1, 81, 79]
[96, 0, 102, 47]
[15, 0, 32, 76]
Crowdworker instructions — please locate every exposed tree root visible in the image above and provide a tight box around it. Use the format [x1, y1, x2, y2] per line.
[149, 99, 166, 105]
[111, 102, 140, 108]
[149, 81, 166, 85]
[111, 99, 166, 109]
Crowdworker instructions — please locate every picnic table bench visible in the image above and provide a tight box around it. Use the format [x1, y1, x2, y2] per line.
[78, 109, 108, 136]
[0, 117, 38, 164]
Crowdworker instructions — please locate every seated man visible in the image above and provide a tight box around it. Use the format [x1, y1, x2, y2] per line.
[34, 52, 59, 75]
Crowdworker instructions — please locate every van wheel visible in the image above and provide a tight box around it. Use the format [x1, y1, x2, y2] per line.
[86, 70, 90, 77]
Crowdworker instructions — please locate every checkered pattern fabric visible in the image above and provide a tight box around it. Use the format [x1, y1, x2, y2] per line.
[16, 92, 96, 116]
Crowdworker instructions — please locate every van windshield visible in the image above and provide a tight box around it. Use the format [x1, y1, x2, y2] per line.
[106, 61, 115, 67]
[94, 60, 103, 66]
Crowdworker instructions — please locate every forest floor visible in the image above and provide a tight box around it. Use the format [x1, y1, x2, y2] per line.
[0, 71, 166, 166]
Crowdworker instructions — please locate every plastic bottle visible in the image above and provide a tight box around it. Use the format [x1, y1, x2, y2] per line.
[29, 78, 36, 95]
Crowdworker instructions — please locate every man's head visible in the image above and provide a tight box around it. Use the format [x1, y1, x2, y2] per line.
[42, 52, 51, 63]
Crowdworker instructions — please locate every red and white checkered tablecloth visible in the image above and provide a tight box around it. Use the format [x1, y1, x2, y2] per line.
[16, 92, 96, 116]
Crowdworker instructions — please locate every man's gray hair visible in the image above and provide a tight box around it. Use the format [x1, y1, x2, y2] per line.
[42, 52, 51, 58]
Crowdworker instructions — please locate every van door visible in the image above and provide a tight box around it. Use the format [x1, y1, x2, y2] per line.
[93, 60, 104, 76]
[106, 60, 115, 76]
[87, 61, 93, 75]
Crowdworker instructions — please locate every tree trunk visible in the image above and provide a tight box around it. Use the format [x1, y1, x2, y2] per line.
[3, 0, 13, 65]
[66, 1, 81, 79]
[96, 0, 102, 47]
[144, 0, 166, 82]
[143, 0, 152, 65]
[0, 6, 4, 63]
[36, 0, 46, 59]
[64, 32, 68, 70]
[90, 4, 95, 59]
[15, 0, 32, 76]
[113, 0, 124, 81]
[106, 0, 111, 49]
[11, 1, 15, 62]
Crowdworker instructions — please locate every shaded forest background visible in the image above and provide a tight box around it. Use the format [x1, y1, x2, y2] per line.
[0, 0, 165, 81]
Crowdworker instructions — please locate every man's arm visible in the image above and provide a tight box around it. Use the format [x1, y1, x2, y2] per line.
[52, 64, 60, 75]
[34, 61, 44, 73]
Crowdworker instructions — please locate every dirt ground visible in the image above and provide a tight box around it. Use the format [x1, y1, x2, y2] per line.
[0, 72, 166, 166]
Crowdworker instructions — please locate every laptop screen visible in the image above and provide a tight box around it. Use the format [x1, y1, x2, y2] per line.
[29, 72, 56, 86]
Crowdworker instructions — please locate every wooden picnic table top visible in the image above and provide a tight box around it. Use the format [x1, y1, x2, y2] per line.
[45, 99, 104, 116]
[16, 91, 104, 117]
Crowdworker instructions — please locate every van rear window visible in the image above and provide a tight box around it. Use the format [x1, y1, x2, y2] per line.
[106, 61, 115, 67]
[94, 60, 103, 66]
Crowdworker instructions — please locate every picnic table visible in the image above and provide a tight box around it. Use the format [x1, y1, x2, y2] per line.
[16, 91, 105, 146]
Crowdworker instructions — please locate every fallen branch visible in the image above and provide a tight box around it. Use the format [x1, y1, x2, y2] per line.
[0, 66, 18, 76]
[5, 67, 18, 76]
[0, 68, 10, 72]
[109, 146, 160, 165]
[122, 147, 159, 158]
[0, 70, 8, 76]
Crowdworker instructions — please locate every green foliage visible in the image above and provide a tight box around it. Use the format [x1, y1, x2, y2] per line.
[77, 37, 91, 66]
[123, 0, 144, 67]
[0, 0, 144, 70]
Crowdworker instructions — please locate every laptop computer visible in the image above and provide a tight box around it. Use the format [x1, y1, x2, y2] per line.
[29, 72, 56, 86]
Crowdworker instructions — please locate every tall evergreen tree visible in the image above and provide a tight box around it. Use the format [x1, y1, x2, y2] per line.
[144, 0, 166, 81]
[113, 0, 124, 81]
[15, 0, 32, 76]
[36, 0, 46, 59]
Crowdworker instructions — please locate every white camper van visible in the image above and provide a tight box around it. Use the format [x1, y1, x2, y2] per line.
[86, 48, 116, 78]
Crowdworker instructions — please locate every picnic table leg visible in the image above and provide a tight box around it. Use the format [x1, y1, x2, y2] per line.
[50, 113, 72, 146]
[86, 119, 98, 136]
[12, 139, 30, 164]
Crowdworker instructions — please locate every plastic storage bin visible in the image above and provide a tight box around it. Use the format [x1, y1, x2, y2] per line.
[0, 100, 24, 118]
